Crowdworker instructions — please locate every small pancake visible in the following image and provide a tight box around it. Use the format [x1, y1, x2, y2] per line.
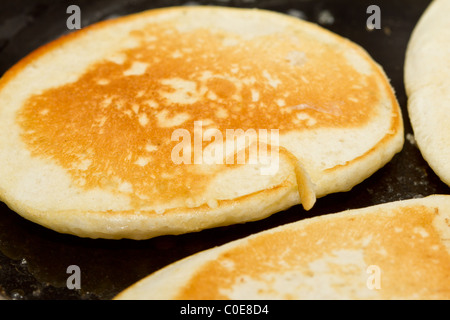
[0, 6, 403, 239]
[115, 195, 450, 300]
[405, 0, 450, 186]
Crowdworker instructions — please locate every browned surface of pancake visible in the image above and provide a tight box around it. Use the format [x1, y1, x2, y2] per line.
[17, 22, 379, 203]
[115, 195, 450, 300]
[176, 205, 450, 299]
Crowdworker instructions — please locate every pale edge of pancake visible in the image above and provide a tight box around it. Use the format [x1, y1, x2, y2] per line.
[114, 194, 450, 300]
[0, 6, 403, 239]
[404, 0, 450, 186]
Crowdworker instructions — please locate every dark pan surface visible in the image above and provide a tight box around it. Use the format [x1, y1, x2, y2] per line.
[0, 0, 448, 300]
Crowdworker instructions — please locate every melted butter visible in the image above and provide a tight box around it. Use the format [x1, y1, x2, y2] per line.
[176, 206, 450, 299]
[17, 23, 379, 205]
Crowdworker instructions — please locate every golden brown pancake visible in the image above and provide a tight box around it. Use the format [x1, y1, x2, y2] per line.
[0, 6, 403, 239]
[115, 195, 450, 300]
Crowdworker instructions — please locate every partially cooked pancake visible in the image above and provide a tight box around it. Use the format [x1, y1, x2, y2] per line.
[405, 0, 450, 186]
[0, 6, 403, 239]
[115, 195, 450, 300]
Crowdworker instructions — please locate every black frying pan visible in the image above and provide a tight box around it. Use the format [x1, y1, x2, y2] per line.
[0, 0, 447, 300]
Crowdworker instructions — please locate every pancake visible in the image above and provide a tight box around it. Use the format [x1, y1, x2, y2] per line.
[404, 0, 450, 187]
[0, 6, 403, 239]
[115, 195, 450, 300]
